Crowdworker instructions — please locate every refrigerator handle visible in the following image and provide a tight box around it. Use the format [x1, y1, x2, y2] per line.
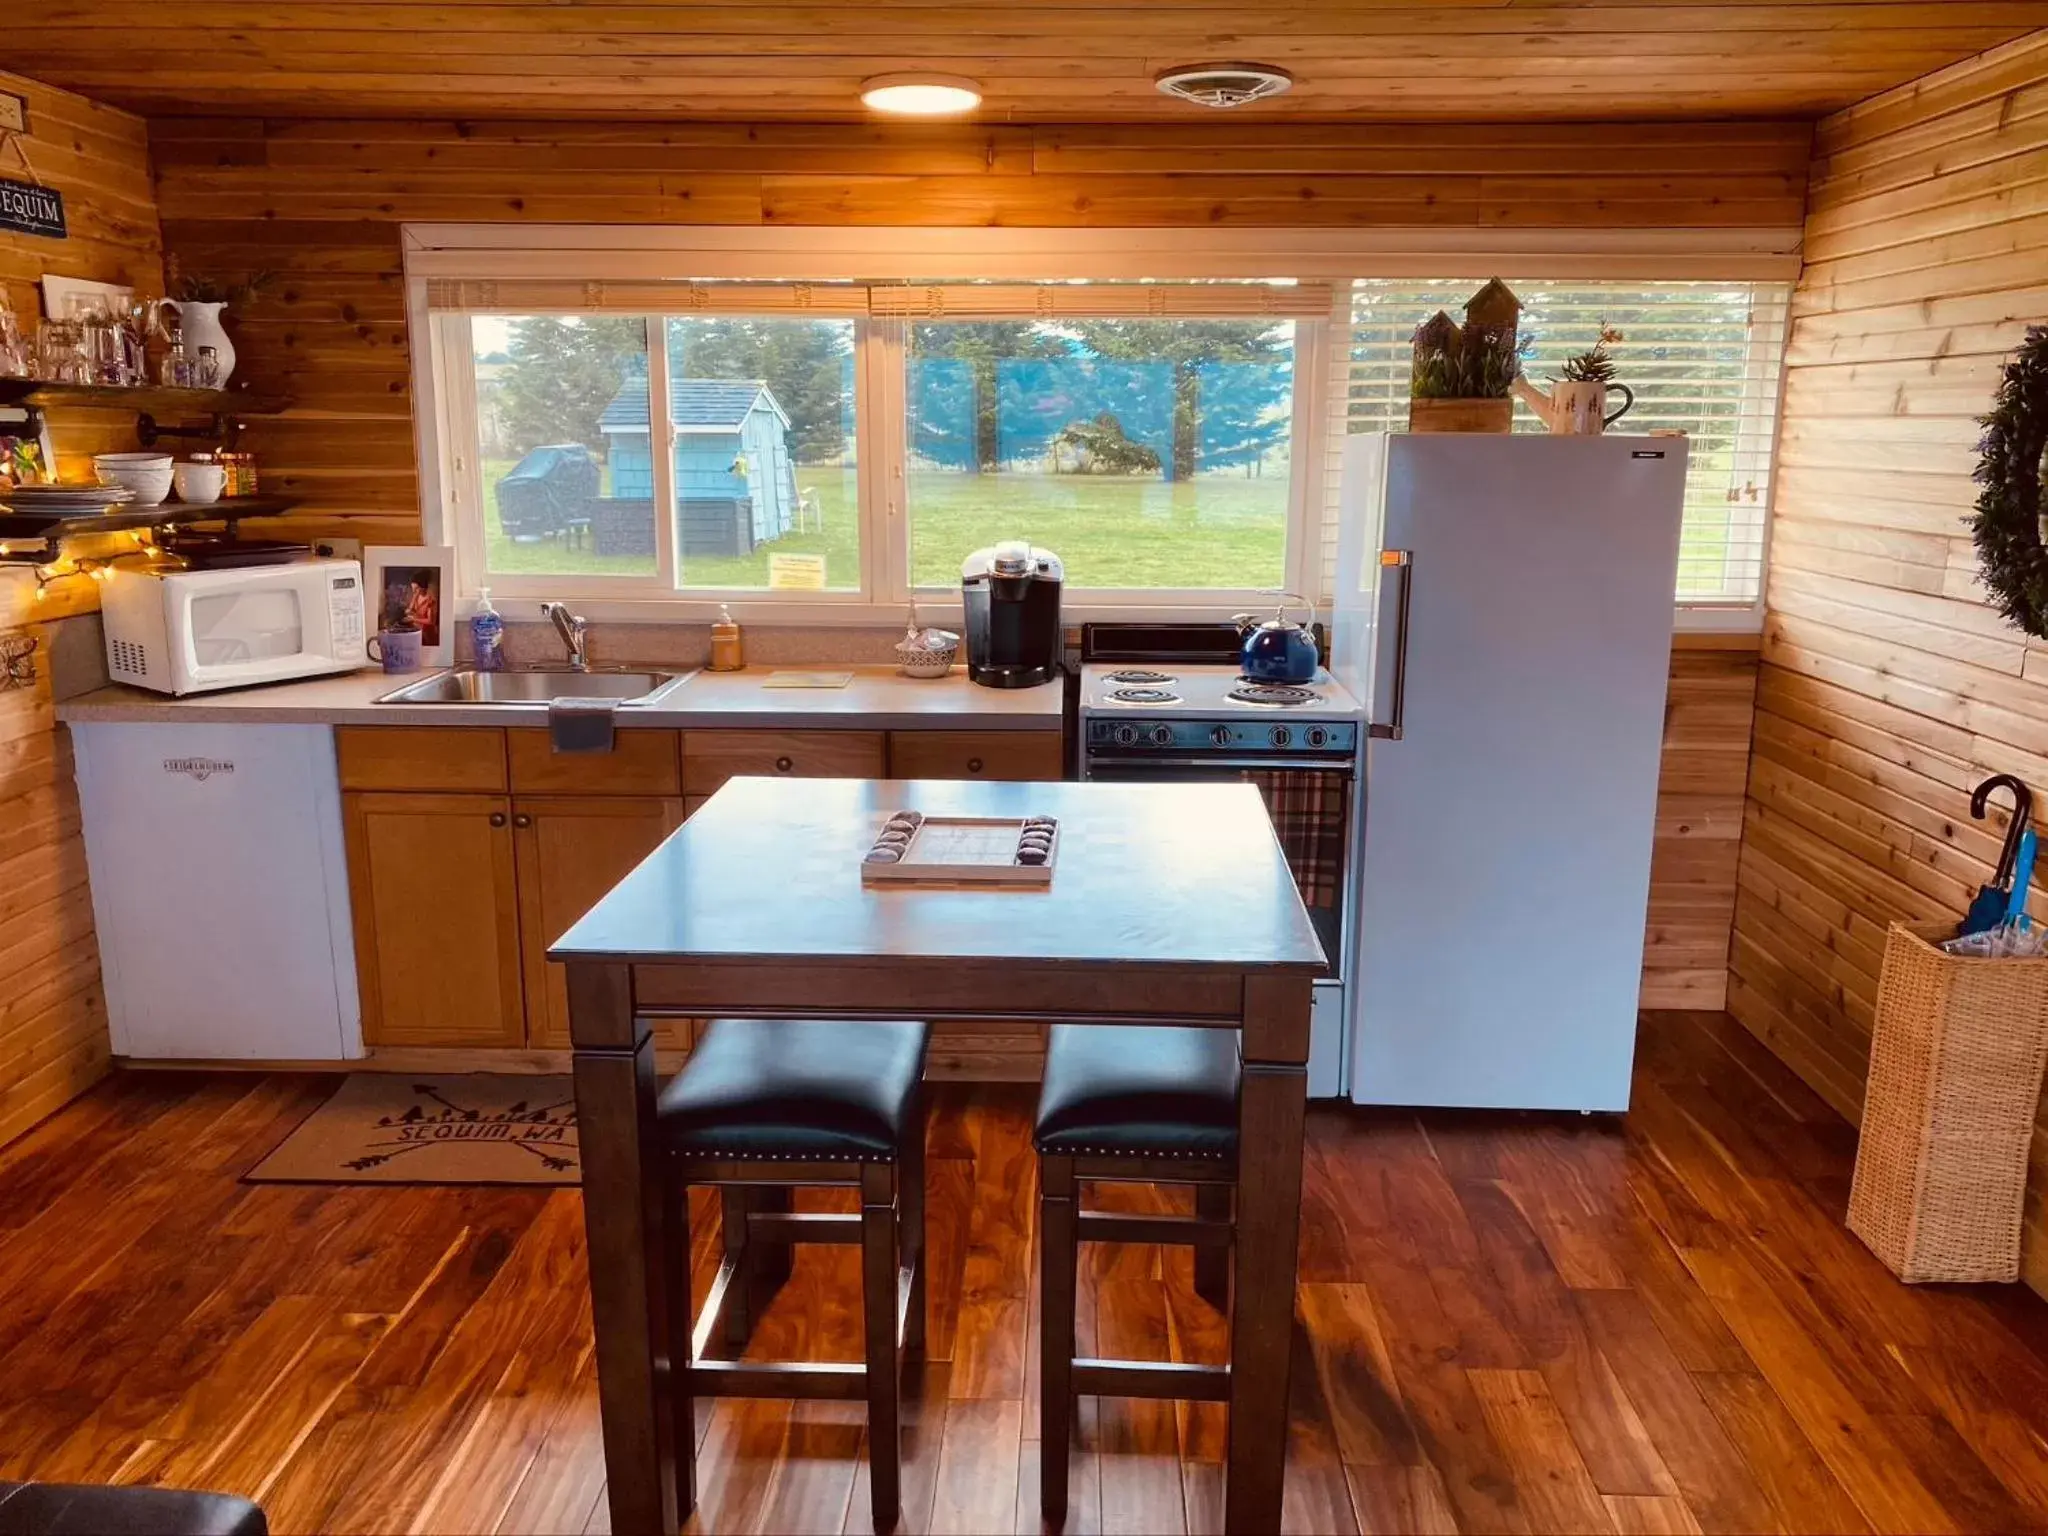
[1369, 549, 1412, 742]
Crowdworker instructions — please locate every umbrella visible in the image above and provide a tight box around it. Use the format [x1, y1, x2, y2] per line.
[1960, 774, 2034, 937]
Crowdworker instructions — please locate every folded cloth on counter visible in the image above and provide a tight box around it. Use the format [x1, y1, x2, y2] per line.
[549, 696, 618, 754]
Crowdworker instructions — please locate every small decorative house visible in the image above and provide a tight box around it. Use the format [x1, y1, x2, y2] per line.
[598, 376, 800, 559]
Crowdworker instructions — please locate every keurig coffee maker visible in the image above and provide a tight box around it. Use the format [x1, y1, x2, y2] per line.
[961, 541, 1063, 689]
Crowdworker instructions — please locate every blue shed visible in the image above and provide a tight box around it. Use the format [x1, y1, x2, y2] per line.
[599, 377, 799, 560]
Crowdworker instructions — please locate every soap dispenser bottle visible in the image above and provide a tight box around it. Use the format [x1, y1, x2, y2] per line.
[470, 587, 506, 671]
[709, 604, 744, 672]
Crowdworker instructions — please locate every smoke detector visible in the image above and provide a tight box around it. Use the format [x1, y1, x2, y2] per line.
[1153, 63, 1294, 109]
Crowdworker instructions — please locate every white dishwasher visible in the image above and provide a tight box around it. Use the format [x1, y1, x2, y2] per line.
[73, 722, 363, 1060]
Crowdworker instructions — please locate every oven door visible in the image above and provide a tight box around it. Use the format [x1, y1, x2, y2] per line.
[1082, 756, 1352, 982]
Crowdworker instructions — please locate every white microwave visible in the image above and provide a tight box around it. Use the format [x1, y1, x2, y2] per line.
[102, 559, 368, 696]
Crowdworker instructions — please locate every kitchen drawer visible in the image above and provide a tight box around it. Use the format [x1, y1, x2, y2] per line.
[508, 728, 682, 796]
[888, 730, 1064, 782]
[682, 730, 886, 796]
[336, 726, 506, 792]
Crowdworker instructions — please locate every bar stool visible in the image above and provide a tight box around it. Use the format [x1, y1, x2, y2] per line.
[1034, 1022, 1240, 1524]
[656, 1017, 930, 1531]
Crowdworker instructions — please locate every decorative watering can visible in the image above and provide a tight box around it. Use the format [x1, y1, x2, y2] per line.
[1512, 375, 1634, 436]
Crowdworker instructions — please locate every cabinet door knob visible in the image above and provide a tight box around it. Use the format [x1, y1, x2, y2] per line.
[775, 756, 794, 773]
[488, 812, 507, 828]
[513, 813, 532, 828]
[966, 757, 984, 774]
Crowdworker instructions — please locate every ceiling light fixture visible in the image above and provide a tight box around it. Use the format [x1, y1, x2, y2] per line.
[1154, 63, 1294, 109]
[860, 73, 983, 116]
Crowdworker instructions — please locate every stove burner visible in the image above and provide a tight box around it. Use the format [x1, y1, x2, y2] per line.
[1110, 686, 1181, 705]
[1228, 683, 1319, 707]
[1105, 669, 1175, 686]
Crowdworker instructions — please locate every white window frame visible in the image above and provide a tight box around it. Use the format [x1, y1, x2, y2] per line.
[405, 224, 1800, 627]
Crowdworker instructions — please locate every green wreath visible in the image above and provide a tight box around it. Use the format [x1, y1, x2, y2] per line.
[1973, 325, 2048, 638]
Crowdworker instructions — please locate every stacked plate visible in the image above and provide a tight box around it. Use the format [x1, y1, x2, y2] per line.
[0, 483, 138, 518]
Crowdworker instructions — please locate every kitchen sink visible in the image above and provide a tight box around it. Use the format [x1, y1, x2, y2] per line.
[376, 667, 688, 706]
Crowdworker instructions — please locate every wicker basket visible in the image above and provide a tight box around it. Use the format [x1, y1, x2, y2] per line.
[1847, 921, 2048, 1283]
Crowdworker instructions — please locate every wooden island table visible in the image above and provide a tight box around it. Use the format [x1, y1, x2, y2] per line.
[552, 776, 1325, 1534]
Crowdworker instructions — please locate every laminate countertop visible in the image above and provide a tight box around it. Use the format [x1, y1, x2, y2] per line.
[56, 664, 1066, 731]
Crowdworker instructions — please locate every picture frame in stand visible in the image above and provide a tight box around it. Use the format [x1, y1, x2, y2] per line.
[364, 545, 455, 669]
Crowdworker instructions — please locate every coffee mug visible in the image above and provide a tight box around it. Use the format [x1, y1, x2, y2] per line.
[172, 461, 226, 505]
[368, 626, 422, 674]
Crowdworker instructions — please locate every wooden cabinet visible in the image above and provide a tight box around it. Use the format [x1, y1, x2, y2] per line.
[345, 791, 526, 1047]
[337, 726, 507, 792]
[508, 728, 681, 796]
[887, 729, 1063, 782]
[340, 720, 1063, 1060]
[516, 795, 684, 1047]
[682, 729, 886, 796]
[342, 725, 681, 1049]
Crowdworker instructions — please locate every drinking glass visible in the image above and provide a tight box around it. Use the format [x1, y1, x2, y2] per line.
[35, 319, 88, 384]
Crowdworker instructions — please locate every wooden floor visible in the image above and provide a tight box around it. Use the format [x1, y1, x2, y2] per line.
[4, 1012, 2048, 1535]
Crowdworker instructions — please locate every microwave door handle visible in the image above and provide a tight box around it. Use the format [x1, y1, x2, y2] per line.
[1368, 549, 1412, 742]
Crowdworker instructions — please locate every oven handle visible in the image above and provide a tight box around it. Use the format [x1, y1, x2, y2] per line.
[1370, 548, 1412, 742]
[1085, 755, 1356, 774]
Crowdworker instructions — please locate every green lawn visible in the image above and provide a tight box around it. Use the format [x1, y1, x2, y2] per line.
[482, 463, 1289, 591]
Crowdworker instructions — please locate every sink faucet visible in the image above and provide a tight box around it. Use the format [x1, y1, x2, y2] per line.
[539, 602, 590, 671]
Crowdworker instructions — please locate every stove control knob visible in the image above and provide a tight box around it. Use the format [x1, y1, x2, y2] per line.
[1270, 725, 1293, 748]
[1211, 725, 1233, 747]
[1305, 726, 1330, 749]
[1113, 723, 1140, 747]
[1150, 724, 1175, 747]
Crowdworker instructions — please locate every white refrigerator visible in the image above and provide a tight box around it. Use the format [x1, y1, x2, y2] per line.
[1329, 434, 1687, 1111]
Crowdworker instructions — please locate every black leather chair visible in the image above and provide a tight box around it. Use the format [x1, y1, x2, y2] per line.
[0, 1481, 266, 1536]
[1033, 1023, 1240, 1526]
[657, 1017, 929, 1532]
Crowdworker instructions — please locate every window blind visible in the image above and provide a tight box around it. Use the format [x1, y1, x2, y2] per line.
[424, 279, 869, 314]
[868, 281, 1333, 320]
[1329, 278, 1791, 606]
[426, 277, 1333, 322]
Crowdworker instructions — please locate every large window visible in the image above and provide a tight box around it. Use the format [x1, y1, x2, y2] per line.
[424, 264, 1788, 616]
[906, 319, 1295, 590]
[1339, 279, 1791, 606]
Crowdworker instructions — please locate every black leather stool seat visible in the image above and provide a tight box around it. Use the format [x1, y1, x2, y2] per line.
[1035, 1024, 1240, 1158]
[657, 1018, 931, 1160]
[0, 1481, 266, 1536]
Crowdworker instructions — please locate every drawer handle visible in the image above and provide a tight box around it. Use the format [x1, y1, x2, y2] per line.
[513, 813, 532, 829]
[775, 756, 794, 773]
[489, 812, 507, 828]
[967, 757, 984, 774]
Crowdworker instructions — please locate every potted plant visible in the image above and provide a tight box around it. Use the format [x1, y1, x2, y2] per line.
[1514, 323, 1636, 436]
[1409, 279, 1523, 433]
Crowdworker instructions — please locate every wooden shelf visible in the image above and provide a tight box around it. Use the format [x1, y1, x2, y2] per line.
[0, 380, 290, 451]
[0, 380, 289, 417]
[0, 495, 298, 548]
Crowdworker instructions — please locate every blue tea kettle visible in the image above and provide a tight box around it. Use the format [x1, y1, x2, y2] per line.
[1232, 593, 1321, 684]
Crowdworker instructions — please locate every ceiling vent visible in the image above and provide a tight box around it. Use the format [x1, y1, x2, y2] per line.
[1153, 63, 1294, 109]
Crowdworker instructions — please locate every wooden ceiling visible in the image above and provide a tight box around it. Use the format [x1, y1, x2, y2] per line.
[14, 2, 2048, 122]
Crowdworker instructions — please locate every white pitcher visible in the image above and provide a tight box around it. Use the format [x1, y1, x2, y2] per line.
[162, 299, 235, 388]
[1512, 375, 1634, 436]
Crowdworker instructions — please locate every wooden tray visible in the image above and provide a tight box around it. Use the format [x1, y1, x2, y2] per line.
[860, 812, 1058, 886]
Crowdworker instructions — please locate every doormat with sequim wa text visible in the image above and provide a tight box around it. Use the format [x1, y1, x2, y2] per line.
[246, 1074, 578, 1184]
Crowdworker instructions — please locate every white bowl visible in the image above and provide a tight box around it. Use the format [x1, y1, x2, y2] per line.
[93, 452, 175, 508]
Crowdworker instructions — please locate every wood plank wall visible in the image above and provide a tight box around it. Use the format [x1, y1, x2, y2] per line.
[1730, 28, 2048, 1294]
[0, 70, 163, 1148]
[0, 69, 163, 477]
[147, 115, 1792, 1022]
[146, 116, 1812, 549]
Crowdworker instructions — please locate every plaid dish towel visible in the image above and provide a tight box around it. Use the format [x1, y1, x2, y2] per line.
[1242, 770, 1347, 908]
